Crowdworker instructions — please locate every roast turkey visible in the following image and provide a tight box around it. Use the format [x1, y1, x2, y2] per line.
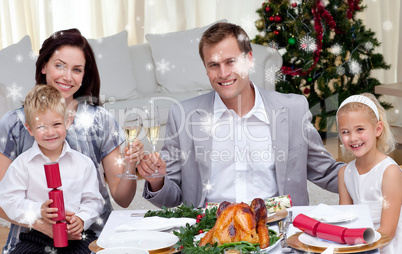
[199, 198, 270, 248]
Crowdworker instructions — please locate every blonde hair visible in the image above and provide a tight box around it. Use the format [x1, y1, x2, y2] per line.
[24, 85, 67, 128]
[337, 93, 395, 154]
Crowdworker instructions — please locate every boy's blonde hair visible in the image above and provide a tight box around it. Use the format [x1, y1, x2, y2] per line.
[24, 85, 67, 127]
[337, 93, 395, 154]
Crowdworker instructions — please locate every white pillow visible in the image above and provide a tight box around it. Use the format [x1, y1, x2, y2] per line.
[146, 21, 226, 93]
[0, 35, 36, 115]
[88, 31, 138, 102]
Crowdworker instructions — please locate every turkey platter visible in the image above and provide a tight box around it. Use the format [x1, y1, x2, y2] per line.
[199, 198, 270, 248]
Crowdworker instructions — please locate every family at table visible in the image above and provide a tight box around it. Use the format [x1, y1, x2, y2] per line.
[0, 22, 400, 253]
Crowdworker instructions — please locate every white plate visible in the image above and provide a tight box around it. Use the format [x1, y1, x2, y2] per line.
[114, 217, 196, 232]
[298, 230, 381, 249]
[97, 231, 178, 251]
[97, 247, 149, 254]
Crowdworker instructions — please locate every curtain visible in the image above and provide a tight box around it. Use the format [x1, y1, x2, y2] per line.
[0, 0, 400, 92]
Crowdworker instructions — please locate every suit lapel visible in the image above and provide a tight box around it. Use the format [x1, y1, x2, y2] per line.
[260, 91, 289, 195]
[191, 92, 215, 207]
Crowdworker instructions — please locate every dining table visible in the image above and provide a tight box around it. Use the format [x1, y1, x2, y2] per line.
[89, 204, 390, 253]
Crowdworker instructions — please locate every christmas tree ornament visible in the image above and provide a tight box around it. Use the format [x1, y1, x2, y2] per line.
[274, 15, 282, 23]
[288, 36, 296, 46]
[256, 20, 265, 29]
[265, 6, 271, 12]
[252, 0, 391, 135]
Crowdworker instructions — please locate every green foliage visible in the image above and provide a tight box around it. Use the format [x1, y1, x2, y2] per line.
[252, 0, 391, 135]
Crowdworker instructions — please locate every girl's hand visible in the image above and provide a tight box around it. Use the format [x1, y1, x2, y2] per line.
[67, 215, 84, 238]
[40, 199, 58, 224]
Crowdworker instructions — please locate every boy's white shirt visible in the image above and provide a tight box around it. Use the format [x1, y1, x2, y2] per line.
[0, 140, 104, 230]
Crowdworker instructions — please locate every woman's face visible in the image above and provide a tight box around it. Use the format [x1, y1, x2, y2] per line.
[41, 46, 85, 105]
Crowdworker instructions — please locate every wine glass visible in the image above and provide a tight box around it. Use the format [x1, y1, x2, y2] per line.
[117, 107, 142, 179]
[143, 105, 165, 178]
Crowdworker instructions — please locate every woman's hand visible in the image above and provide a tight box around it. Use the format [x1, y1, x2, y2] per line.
[67, 215, 84, 239]
[126, 139, 145, 169]
[137, 153, 166, 192]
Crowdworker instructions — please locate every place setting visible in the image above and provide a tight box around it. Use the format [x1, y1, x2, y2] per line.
[89, 196, 293, 253]
[285, 205, 391, 253]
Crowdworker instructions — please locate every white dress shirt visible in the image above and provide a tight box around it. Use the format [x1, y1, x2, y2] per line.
[206, 84, 278, 203]
[0, 140, 104, 230]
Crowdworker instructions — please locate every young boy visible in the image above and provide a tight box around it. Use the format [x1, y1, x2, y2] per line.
[0, 85, 104, 253]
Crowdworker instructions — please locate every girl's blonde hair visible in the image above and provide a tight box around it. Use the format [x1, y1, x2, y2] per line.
[337, 93, 395, 154]
[24, 85, 67, 128]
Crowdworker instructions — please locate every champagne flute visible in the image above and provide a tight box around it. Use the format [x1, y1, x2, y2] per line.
[143, 105, 165, 178]
[117, 107, 142, 179]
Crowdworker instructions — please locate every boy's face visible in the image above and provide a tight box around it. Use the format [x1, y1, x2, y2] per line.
[26, 109, 67, 158]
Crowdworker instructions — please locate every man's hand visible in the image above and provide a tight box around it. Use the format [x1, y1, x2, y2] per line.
[137, 153, 166, 191]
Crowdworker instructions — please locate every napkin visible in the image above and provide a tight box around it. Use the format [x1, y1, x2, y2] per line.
[307, 203, 355, 223]
[114, 217, 196, 232]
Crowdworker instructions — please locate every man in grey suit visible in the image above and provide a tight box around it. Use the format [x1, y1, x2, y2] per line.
[137, 22, 345, 208]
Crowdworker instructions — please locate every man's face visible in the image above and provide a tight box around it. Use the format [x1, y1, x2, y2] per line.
[202, 36, 253, 105]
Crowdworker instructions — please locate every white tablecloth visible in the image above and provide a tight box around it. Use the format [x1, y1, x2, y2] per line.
[98, 204, 380, 253]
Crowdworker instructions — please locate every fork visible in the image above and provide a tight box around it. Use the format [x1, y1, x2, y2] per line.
[280, 211, 293, 252]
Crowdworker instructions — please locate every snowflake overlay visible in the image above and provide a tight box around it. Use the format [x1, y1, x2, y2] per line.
[382, 20, 393, 31]
[331, 43, 342, 56]
[300, 35, 317, 52]
[268, 41, 279, 50]
[151, 18, 172, 34]
[348, 59, 362, 75]
[363, 42, 374, 52]
[156, 59, 171, 74]
[265, 66, 282, 84]
[337, 66, 345, 76]
[146, 63, 154, 71]
[233, 54, 252, 78]
[6, 83, 24, 102]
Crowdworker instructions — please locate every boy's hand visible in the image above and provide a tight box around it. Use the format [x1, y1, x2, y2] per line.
[40, 199, 58, 224]
[67, 215, 84, 238]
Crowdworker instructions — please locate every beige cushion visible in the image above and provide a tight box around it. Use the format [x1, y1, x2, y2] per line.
[145, 21, 226, 93]
[88, 31, 138, 102]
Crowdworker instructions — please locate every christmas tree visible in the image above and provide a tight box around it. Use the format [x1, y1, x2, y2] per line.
[252, 0, 391, 136]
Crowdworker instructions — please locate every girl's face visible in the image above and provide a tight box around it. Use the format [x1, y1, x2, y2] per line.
[41, 46, 86, 106]
[338, 109, 383, 158]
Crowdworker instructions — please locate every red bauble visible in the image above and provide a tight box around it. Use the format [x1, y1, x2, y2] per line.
[269, 16, 274, 22]
[304, 87, 311, 95]
[265, 6, 271, 12]
[274, 30, 279, 35]
[291, 2, 298, 8]
[274, 15, 282, 23]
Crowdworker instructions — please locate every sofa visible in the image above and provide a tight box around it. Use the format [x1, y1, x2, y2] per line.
[0, 21, 282, 151]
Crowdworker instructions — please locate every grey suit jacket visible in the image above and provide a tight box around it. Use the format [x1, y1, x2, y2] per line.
[143, 88, 344, 207]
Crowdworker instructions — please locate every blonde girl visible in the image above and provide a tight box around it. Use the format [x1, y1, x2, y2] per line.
[337, 93, 402, 253]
